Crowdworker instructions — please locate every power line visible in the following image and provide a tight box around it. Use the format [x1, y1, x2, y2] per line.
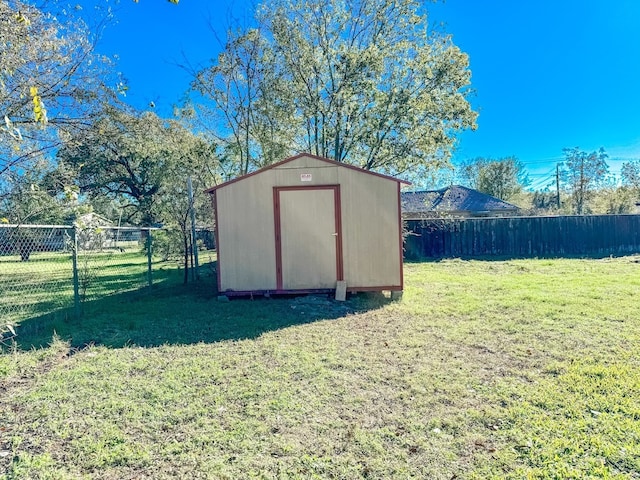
[520, 157, 564, 166]
[527, 167, 557, 177]
[529, 177, 555, 189]
[523, 155, 639, 166]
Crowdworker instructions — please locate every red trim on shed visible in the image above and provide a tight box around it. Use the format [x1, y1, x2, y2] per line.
[397, 182, 404, 290]
[273, 185, 343, 290]
[205, 153, 410, 194]
[212, 190, 222, 293]
[222, 285, 402, 297]
[334, 186, 344, 282]
[273, 187, 283, 290]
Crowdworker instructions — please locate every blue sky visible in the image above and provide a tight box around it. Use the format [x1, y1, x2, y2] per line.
[94, 0, 640, 188]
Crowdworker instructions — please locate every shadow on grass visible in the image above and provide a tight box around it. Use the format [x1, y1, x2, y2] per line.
[9, 261, 392, 351]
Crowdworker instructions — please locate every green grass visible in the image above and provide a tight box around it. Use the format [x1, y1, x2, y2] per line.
[0, 250, 184, 325]
[1, 256, 639, 479]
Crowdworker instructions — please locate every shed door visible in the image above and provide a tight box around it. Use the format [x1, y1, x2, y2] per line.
[275, 187, 343, 290]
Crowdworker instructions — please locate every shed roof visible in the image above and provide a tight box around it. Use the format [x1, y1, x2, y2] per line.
[205, 153, 410, 193]
[402, 185, 519, 216]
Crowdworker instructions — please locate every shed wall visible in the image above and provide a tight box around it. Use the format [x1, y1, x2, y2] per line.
[339, 170, 401, 288]
[216, 171, 277, 291]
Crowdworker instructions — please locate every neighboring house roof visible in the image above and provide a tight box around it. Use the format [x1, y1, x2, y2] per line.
[402, 185, 520, 218]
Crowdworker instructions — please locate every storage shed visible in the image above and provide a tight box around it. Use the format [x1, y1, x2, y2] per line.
[206, 153, 409, 296]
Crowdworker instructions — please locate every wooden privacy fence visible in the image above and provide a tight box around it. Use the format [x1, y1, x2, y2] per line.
[404, 215, 640, 259]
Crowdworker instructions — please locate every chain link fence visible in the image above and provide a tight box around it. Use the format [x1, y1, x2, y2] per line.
[0, 224, 205, 335]
[1, 225, 74, 330]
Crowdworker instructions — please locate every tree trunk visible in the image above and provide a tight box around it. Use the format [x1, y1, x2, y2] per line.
[16, 236, 32, 262]
[183, 233, 189, 285]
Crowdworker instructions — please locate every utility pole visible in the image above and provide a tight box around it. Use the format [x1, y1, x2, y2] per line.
[556, 164, 561, 209]
[578, 154, 585, 214]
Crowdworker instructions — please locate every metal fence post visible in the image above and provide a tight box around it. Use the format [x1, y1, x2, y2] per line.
[147, 230, 153, 287]
[71, 226, 80, 318]
[188, 176, 200, 280]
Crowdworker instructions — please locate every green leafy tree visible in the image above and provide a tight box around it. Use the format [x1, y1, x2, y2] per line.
[154, 137, 217, 284]
[621, 159, 640, 193]
[529, 190, 559, 213]
[0, 159, 75, 226]
[58, 106, 218, 280]
[561, 147, 609, 214]
[0, 0, 115, 183]
[191, 0, 477, 176]
[0, 159, 80, 261]
[458, 156, 529, 201]
[591, 185, 635, 214]
[58, 107, 211, 226]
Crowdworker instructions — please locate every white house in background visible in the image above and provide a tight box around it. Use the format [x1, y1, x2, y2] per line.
[74, 213, 140, 250]
[75, 212, 114, 229]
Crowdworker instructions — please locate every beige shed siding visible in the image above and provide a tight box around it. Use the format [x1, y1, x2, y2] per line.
[276, 156, 329, 170]
[216, 170, 277, 291]
[214, 154, 403, 292]
[273, 161, 340, 185]
[339, 169, 401, 288]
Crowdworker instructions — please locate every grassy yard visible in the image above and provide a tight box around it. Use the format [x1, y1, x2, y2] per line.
[1, 256, 639, 479]
[0, 250, 189, 325]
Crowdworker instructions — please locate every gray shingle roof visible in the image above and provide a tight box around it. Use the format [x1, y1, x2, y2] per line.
[401, 185, 519, 217]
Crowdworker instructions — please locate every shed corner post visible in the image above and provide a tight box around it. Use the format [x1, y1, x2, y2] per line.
[397, 182, 405, 291]
[212, 190, 222, 294]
